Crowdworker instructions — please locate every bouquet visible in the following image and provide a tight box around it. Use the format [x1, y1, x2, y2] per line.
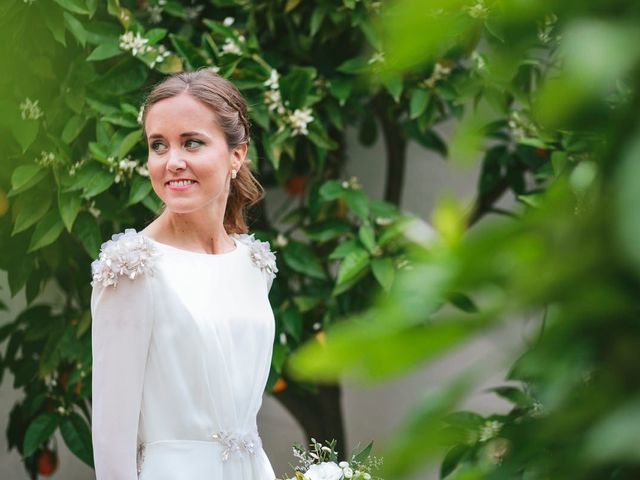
[276, 438, 382, 480]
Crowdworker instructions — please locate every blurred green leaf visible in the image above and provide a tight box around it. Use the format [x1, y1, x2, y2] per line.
[127, 175, 152, 206]
[60, 413, 93, 467]
[61, 115, 87, 143]
[9, 165, 47, 197]
[58, 190, 82, 232]
[335, 247, 369, 288]
[23, 413, 58, 457]
[117, 129, 143, 159]
[12, 191, 52, 235]
[73, 212, 101, 258]
[28, 210, 64, 253]
[53, 0, 90, 15]
[371, 257, 394, 292]
[280, 66, 317, 110]
[282, 241, 327, 280]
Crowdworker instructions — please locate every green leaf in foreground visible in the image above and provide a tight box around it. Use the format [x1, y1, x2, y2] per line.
[23, 413, 58, 457]
[28, 210, 64, 252]
[60, 413, 94, 467]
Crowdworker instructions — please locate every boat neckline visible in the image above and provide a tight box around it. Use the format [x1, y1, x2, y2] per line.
[142, 233, 241, 258]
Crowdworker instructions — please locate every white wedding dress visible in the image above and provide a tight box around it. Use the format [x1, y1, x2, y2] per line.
[90, 228, 278, 480]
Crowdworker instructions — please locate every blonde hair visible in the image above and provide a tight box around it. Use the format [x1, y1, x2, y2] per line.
[140, 68, 263, 233]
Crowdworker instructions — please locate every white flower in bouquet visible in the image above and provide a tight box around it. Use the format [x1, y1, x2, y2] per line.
[277, 438, 381, 480]
[305, 461, 343, 480]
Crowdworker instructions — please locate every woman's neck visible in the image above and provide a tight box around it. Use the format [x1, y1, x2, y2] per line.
[147, 208, 235, 255]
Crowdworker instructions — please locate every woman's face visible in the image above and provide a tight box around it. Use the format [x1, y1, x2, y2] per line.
[144, 92, 246, 215]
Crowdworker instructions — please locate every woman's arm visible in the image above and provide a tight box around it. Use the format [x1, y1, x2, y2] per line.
[90, 274, 154, 480]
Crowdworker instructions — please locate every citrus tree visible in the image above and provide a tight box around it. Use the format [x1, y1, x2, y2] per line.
[0, 0, 566, 476]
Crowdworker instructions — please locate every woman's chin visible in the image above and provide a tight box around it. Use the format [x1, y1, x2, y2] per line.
[161, 201, 203, 215]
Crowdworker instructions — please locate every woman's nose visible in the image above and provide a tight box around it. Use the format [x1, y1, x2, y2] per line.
[166, 148, 186, 171]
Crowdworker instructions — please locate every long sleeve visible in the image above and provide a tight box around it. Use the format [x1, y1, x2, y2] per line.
[90, 274, 154, 480]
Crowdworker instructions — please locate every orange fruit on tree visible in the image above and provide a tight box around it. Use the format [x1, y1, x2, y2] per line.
[36, 448, 58, 476]
[59, 370, 70, 390]
[272, 377, 287, 393]
[284, 176, 306, 196]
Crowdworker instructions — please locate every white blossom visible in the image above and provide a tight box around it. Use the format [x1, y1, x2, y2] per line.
[185, 5, 204, 20]
[136, 164, 149, 177]
[265, 89, 286, 114]
[465, 0, 489, 19]
[530, 401, 544, 417]
[341, 176, 362, 190]
[44, 375, 57, 387]
[280, 332, 287, 345]
[368, 51, 385, 65]
[471, 51, 486, 70]
[223, 16, 235, 27]
[147, 45, 171, 68]
[421, 61, 452, 88]
[69, 157, 86, 176]
[88, 200, 101, 218]
[508, 110, 538, 141]
[119, 31, 151, 56]
[538, 13, 558, 44]
[20, 97, 44, 120]
[343, 466, 353, 478]
[107, 155, 145, 183]
[305, 462, 343, 480]
[479, 420, 503, 442]
[273, 233, 288, 248]
[221, 38, 242, 56]
[289, 107, 314, 136]
[375, 217, 393, 226]
[207, 66, 221, 74]
[147, 4, 163, 24]
[91, 228, 160, 288]
[35, 151, 57, 167]
[484, 437, 510, 464]
[264, 69, 280, 90]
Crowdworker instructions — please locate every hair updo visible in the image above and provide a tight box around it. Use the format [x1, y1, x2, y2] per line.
[140, 68, 263, 234]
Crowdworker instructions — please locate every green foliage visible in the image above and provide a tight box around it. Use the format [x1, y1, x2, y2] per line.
[289, 0, 640, 479]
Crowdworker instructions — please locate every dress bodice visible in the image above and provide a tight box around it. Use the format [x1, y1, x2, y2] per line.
[90, 229, 278, 480]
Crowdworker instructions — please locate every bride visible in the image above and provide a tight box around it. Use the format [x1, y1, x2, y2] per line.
[90, 69, 278, 479]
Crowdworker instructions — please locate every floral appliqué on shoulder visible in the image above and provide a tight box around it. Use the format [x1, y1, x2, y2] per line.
[91, 228, 160, 288]
[233, 233, 278, 283]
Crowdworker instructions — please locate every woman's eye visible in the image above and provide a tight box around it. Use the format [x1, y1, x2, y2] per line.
[185, 139, 202, 148]
[150, 142, 165, 151]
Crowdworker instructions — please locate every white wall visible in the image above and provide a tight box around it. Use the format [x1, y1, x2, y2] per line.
[0, 126, 523, 479]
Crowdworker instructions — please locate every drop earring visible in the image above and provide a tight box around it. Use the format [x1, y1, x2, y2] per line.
[231, 169, 237, 179]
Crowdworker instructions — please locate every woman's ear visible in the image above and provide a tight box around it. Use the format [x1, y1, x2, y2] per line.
[231, 143, 248, 172]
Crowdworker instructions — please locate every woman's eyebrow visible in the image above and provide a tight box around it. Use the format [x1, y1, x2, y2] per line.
[148, 131, 210, 140]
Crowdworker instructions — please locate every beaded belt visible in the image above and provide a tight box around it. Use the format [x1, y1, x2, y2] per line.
[211, 430, 262, 461]
[136, 430, 262, 475]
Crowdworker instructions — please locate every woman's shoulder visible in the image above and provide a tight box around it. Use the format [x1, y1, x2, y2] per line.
[231, 232, 278, 281]
[90, 228, 161, 289]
